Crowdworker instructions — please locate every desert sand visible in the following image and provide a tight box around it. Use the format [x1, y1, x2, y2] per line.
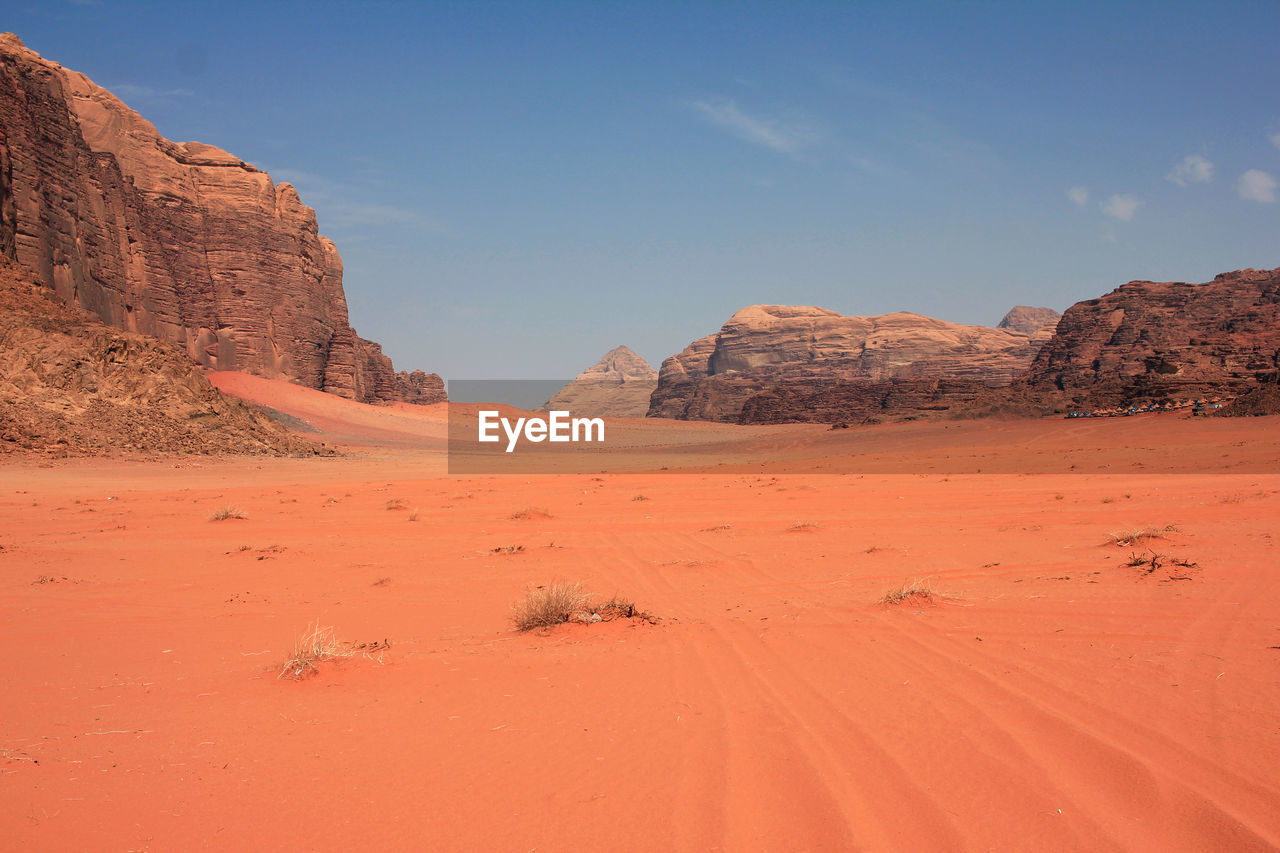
[2, 373, 1279, 851]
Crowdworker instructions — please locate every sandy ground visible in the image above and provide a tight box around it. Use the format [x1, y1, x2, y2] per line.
[2, 373, 1279, 850]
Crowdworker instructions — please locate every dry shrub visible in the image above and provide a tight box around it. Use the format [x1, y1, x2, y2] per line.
[209, 506, 248, 521]
[1105, 524, 1178, 547]
[878, 579, 938, 606]
[511, 581, 589, 631]
[386, 498, 408, 510]
[511, 583, 653, 631]
[510, 507, 553, 520]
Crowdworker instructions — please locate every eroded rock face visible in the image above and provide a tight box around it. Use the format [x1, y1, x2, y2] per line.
[648, 305, 1051, 422]
[0, 33, 443, 405]
[0, 255, 327, 456]
[1021, 268, 1280, 407]
[540, 346, 657, 417]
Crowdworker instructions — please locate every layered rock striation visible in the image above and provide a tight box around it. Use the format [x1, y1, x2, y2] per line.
[649, 305, 1057, 422]
[1020, 267, 1280, 408]
[0, 33, 442, 405]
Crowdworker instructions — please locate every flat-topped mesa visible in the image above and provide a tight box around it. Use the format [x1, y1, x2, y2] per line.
[0, 33, 443, 405]
[540, 346, 658, 418]
[1019, 267, 1280, 408]
[648, 304, 1051, 422]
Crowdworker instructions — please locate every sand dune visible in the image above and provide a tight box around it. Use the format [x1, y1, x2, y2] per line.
[2, 386, 1278, 850]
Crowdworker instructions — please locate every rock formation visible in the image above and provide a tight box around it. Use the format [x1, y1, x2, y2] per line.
[998, 306, 1061, 336]
[0, 33, 443, 405]
[1020, 267, 1280, 408]
[649, 305, 1055, 422]
[0, 255, 326, 456]
[540, 346, 657, 417]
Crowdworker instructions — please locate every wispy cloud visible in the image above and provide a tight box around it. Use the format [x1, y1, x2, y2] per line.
[1165, 154, 1214, 186]
[1067, 186, 1089, 206]
[1237, 169, 1277, 203]
[689, 98, 820, 159]
[266, 166, 446, 232]
[1270, 131, 1280, 152]
[1101, 194, 1141, 221]
[106, 83, 195, 103]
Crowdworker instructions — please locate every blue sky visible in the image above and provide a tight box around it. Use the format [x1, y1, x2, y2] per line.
[9, 1, 1280, 379]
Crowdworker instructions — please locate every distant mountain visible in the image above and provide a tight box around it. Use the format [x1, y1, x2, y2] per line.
[540, 346, 658, 417]
[648, 305, 1056, 422]
[998, 306, 1061, 336]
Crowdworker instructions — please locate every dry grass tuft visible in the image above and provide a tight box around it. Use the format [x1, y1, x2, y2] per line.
[279, 621, 351, 679]
[510, 507, 553, 521]
[878, 578, 938, 606]
[209, 506, 248, 522]
[1105, 524, 1178, 547]
[510, 583, 654, 631]
[511, 581, 590, 631]
[278, 621, 390, 679]
[408, 507, 419, 522]
[788, 522, 819, 532]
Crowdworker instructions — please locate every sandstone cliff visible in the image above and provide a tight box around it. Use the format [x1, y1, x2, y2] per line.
[648, 305, 1052, 422]
[0, 33, 442, 405]
[1020, 267, 1280, 408]
[540, 345, 657, 417]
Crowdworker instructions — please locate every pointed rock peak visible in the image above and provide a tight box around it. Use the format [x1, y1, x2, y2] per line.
[998, 306, 1061, 334]
[580, 346, 656, 381]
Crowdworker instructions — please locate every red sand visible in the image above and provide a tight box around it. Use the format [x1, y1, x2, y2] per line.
[3, 373, 1279, 850]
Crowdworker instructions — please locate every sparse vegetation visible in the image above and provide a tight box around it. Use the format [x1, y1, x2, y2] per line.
[209, 505, 248, 521]
[788, 522, 819, 532]
[408, 507, 419, 521]
[1105, 524, 1178, 547]
[878, 579, 939, 606]
[632, 494, 649, 501]
[510, 507, 553, 520]
[278, 621, 391, 679]
[1124, 549, 1199, 578]
[510, 581, 652, 631]
[279, 621, 351, 679]
[386, 498, 408, 510]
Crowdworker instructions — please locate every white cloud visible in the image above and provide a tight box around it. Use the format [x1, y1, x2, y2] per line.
[1165, 154, 1214, 186]
[689, 98, 819, 158]
[1237, 169, 1277, 203]
[1270, 132, 1280, 152]
[1101, 194, 1140, 221]
[1067, 186, 1089, 206]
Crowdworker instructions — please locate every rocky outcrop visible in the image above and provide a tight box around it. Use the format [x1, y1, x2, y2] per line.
[0, 33, 442, 405]
[540, 346, 657, 417]
[0, 255, 327, 456]
[998, 306, 1061, 336]
[1021, 267, 1280, 408]
[648, 305, 1051, 422]
[740, 378, 1050, 425]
